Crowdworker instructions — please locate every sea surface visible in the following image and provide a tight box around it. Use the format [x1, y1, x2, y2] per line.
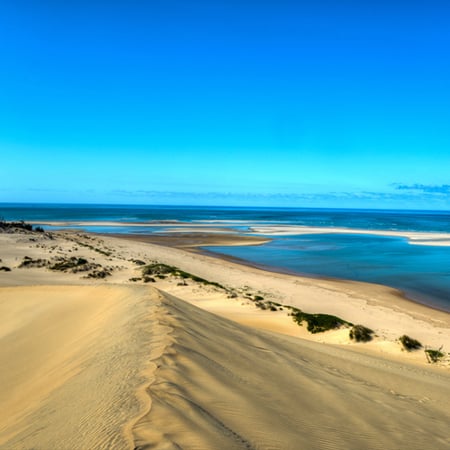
[2, 203, 450, 311]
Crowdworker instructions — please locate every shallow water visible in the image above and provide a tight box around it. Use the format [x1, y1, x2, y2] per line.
[205, 233, 450, 312]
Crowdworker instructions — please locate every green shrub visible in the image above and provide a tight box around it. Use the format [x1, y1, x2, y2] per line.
[50, 257, 88, 271]
[399, 335, 422, 351]
[349, 325, 374, 342]
[142, 263, 224, 289]
[131, 259, 146, 266]
[425, 347, 445, 363]
[86, 269, 111, 279]
[0, 220, 34, 232]
[19, 257, 49, 268]
[290, 308, 350, 333]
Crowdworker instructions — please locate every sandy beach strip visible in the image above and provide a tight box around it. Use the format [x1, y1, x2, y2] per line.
[27, 219, 450, 246]
[250, 225, 450, 246]
[107, 231, 271, 248]
[1, 229, 450, 448]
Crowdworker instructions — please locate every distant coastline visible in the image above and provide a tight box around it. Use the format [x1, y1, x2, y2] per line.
[2, 204, 450, 311]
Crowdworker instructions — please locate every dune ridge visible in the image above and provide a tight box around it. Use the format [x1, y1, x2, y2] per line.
[0, 285, 165, 449]
[133, 292, 450, 450]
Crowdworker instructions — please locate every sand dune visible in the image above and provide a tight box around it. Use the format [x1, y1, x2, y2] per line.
[0, 285, 159, 449]
[137, 293, 450, 450]
[2, 284, 449, 449]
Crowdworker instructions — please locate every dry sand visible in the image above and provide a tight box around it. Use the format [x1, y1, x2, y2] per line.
[1, 229, 450, 449]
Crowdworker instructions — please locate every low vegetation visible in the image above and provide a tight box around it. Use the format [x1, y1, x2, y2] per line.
[142, 263, 225, 289]
[130, 259, 146, 266]
[72, 238, 112, 257]
[50, 257, 90, 271]
[0, 219, 44, 233]
[349, 325, 374, 342]
[288, 306, 351, 334]
[399, 335, 422, 351]
[254, 300, 282, 311]
[425, 346, 445, 363]
[85, 269, 111, 279]
[19, 256, 49, 268]
[0, 266, 11, 272]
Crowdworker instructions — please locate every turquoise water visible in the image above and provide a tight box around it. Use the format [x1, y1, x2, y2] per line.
[204, 233, 450, 312]
[2, 203, 450, 233]
[1, 204, 450, 311]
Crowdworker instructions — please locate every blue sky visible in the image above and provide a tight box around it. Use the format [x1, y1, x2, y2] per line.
[1, 0, 450, 209]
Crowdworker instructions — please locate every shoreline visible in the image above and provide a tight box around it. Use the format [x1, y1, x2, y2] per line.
[108, 232, 450, 314]
[27, 220, 450, 246]
[110, 232, 450, 324]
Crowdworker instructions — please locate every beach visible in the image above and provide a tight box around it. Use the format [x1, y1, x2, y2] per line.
[1, 227, 449, 449]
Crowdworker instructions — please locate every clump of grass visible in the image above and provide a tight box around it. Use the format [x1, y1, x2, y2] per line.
[19, 256, 49, 268]
[86, 269, 111, 279]
[399, 335, 422, 351]
[50, 257, 89, 271]
[0, 266, 11, 272]
[349, 324, 374, 342]
[289, 307, 351, 334]
[142, 263, 225, 289]
[254, 295, 264, 301]
[142, 263, 175, 276]
[425, 346, 445, 363]
[130, 259, 146, 266]
[74, 240, 112, 256]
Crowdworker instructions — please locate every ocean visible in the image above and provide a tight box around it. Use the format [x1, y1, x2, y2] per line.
[1, 203, 450, 311]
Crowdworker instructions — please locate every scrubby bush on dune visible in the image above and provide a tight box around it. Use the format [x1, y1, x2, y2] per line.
[19, 256, 49, 268]
[86, 269, 111, 279]
[142, 263, 225, 289]
[399, 335, 422, 351]
[425, 346, 445, 363]
[0, 219, 43, 233]
[50, 257, 89, 271]
[288, 307, 350, 333]
[349, 324, 374, 342]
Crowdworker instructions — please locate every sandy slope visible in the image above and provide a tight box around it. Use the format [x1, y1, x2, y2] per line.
[1, 284, 449, 450]
[0, 285, 160, 449]
[136, 293, 450, 450]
